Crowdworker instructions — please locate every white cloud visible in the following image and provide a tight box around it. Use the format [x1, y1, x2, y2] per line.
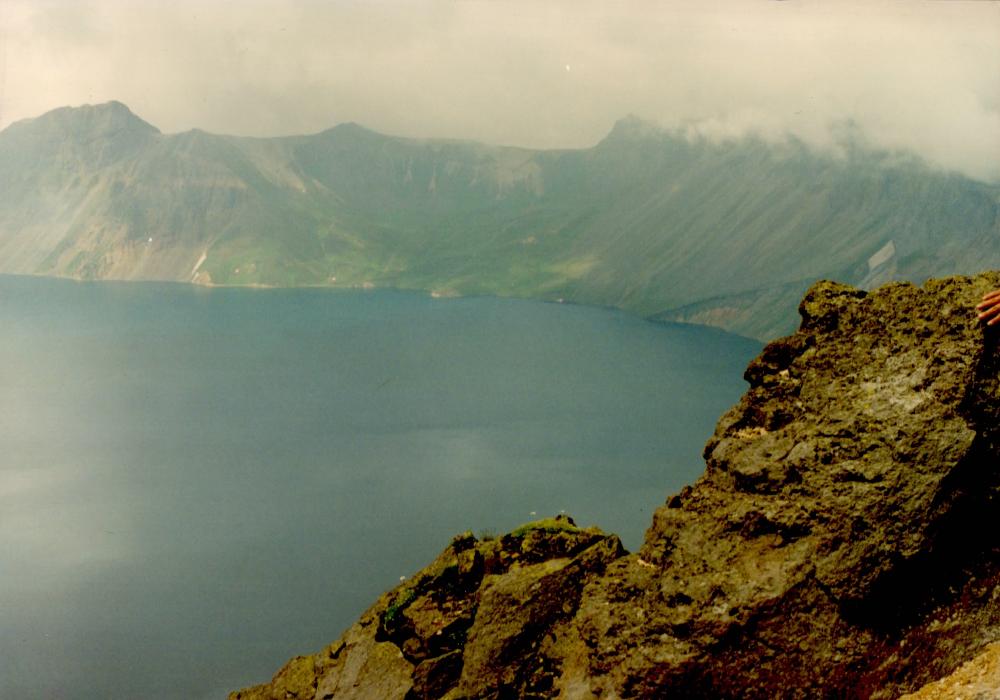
[1, 0, 998, 180]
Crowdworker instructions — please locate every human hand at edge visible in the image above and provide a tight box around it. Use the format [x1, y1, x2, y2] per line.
[976, 289, 1000, 325]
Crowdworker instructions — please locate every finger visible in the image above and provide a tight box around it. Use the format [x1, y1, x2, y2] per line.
[978, 302, 1000, 318]
[980, 305, 1000, 321]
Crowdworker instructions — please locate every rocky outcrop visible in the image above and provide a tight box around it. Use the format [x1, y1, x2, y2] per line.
[231, 518, 626, 700]
[232, 272, 1000, 699]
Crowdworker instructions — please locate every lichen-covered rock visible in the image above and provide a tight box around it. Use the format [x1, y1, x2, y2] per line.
[233, 273, 1000, 699]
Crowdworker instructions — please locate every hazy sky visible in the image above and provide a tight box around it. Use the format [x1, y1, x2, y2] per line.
[1, 0, 998, 181]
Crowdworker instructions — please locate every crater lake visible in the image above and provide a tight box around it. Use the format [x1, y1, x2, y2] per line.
[0, 274, 760, 699]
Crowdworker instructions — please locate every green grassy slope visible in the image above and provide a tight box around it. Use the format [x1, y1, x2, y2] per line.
[0, 103, 996, 339]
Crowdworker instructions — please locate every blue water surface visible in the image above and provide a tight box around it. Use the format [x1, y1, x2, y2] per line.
[0, 275, 760, 699]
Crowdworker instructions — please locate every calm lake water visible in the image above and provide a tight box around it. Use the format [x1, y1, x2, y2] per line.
[0, 275, 760, 699]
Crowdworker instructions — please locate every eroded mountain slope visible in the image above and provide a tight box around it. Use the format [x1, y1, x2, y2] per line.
[2, 103, 998, 339]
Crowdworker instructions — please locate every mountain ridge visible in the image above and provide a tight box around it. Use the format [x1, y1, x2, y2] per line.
[1, 102, 998, 340]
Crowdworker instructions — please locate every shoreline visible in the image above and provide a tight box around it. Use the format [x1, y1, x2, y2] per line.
[0, 270, 762, 343]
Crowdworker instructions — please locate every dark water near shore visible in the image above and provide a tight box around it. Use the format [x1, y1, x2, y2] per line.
[0, 275, 760, 699]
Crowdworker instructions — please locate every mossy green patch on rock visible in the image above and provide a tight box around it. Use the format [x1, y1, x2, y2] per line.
[510, 515, 581, 538]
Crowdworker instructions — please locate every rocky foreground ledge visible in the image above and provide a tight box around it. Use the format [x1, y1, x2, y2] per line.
[232, 273, 1000, 699]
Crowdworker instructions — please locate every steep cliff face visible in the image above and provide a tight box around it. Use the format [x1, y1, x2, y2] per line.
[233, 272, 1000, 699]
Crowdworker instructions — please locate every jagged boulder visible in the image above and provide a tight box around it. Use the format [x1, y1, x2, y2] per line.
[233, 273, 1000, 699]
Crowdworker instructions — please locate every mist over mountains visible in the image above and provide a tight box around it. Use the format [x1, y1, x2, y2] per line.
[1, 101, 997, 339]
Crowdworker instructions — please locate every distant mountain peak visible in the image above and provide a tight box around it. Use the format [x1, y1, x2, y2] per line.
[68, 101, 160, 135]
[318, 121, 383, 139]
[95, 99, 132, 114]
[4, 100, 160, 138]
[603, 115, 665, 142]
[0, 101, 161, 170]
